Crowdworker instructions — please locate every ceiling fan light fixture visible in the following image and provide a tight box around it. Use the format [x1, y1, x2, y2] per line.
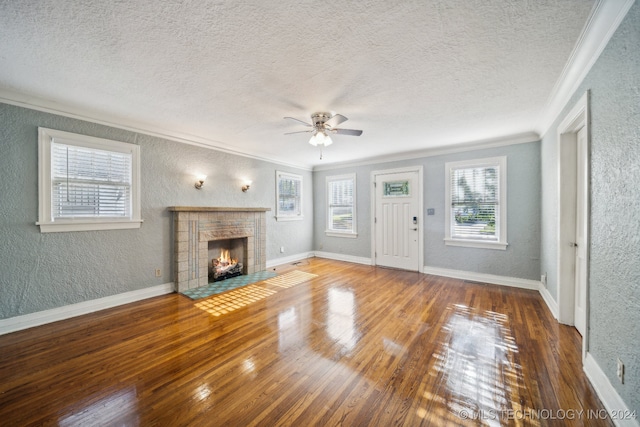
[287, 112, 360, 151]
[309, 130, 332, 147]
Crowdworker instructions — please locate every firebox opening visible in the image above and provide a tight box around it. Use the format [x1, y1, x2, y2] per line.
[208, 238, 247, 282]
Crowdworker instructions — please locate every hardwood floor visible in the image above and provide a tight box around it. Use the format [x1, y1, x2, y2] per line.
[0, 258, 611, 426]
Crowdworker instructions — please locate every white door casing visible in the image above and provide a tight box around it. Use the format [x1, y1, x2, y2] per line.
[371, 167, 423, 272]
[574, 126, 588, 336]
[557, 91, 590, 358]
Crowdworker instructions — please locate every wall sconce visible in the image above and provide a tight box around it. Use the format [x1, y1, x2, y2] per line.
[195, 174, 207, 190]
[242, 180, 252, 192]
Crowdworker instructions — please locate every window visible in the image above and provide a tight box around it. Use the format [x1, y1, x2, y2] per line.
[37, 128, 142, 232]
[383, 180, 410, 197]
[276, 171, 303, 221]
[326, 173, 357, 238]
[444, 156, 507, 250]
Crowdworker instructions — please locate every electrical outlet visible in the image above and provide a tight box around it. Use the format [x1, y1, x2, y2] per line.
[541, 274, 547, 285]
[280, 246, 285, 253]
[155, 268, 162, 277]
[617, 358, 624, 384]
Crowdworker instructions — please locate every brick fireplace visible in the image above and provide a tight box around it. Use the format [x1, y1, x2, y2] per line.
[168, 207, 270, 292]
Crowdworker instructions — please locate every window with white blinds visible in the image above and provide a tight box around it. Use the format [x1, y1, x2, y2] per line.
[326, 173, 357, 237]
[38, 128, 142, 232]
[444, 157, 507, 250]
[276, 171, 303, 221]
[52, 143, 132, 218]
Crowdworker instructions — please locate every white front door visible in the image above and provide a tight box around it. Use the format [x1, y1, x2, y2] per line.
[374, 170, 420, 271]
[574, 126, 588, 336]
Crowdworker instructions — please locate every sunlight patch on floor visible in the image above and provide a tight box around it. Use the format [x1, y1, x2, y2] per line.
[264, 270, 318, 288]
[193, 270, 318, 317]
[194, 284, 277, 317]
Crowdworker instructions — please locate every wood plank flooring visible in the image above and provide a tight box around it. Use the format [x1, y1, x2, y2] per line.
[0, 258, 612, 426]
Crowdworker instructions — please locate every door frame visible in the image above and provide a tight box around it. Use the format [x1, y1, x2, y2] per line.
[556, 91, 590, 359]
[370, 165, 424, 273]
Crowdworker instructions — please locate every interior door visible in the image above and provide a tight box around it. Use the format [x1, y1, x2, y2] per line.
[574, 126, 588, 336]
[374, 171, 420, 271]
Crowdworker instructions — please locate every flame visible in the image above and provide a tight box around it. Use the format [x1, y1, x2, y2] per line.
[213, 249, 237, 269]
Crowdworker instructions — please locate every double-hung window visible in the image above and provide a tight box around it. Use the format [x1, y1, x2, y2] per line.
[444, 156, 507, 249]
[276, 171, 303, 220]
[37, 128, 142, 232]
[326, 173, 357, 238]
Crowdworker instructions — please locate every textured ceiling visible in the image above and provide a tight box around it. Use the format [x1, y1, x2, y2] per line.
[0, 0, 597, 168]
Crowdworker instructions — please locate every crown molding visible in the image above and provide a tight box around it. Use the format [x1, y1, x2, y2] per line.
[312, 131, 540, 172]
[0, 90, 313, 171]
[536, 0, 635, 138]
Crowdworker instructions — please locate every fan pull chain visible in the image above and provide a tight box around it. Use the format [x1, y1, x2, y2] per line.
[320, 146, 323, 160]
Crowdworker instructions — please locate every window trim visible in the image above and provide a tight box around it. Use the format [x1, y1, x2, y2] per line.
[37, 127, 142, 233]
[275, 171, 303, 221]
[325, 173, 357, 238]
[444, 156, 507, 250]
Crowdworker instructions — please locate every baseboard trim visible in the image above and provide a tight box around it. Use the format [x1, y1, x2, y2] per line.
[0, 283, 175, 336]
[313, 251, 372, 266]
[584, 352, 639, 427]
[422, 266, 540, 290]
[538, 282, 559, 319]
[266, 252, 315, 269]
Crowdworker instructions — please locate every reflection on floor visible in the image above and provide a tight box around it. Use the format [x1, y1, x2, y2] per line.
[421, 304, 534, 426]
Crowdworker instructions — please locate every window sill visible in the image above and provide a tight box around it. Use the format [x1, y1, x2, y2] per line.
[325, 231, 358, 239]
[37, 219, 143, 233]
[444, 238, 508, 250]
[275, 215, 304, 221]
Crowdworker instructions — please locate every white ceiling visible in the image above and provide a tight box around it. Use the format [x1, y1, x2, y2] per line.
[0, 0, 615, 169]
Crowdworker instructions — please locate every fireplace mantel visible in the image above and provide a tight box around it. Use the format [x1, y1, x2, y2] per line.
[169, 207, 270, 292]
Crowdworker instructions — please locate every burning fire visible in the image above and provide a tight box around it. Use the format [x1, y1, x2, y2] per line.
[213, 249, 237, 270]
[210, 248, 243, 282]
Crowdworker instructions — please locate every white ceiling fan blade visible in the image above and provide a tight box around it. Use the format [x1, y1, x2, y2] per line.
[324, 114, 348, 128]
[284, 130, 313, 135]
[333, 128, 363, 136]
[284, 116, 312, 127]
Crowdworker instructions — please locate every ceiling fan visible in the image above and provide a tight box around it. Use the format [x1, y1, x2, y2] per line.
[284, 112, 363, 148]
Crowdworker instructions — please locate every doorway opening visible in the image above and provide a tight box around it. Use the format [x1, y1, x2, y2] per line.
[557, 91, 590, 359]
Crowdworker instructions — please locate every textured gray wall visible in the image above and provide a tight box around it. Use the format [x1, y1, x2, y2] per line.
[540, 1, 640, 413]
[0, 103, 313, 319]
[314, 141, 541, 280]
